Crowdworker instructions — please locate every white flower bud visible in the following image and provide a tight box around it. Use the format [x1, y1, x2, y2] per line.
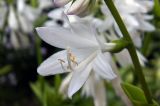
[54, 0, 71, 7]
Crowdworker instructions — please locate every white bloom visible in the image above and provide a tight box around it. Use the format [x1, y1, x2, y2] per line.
[36, 14, 116, 98]
[17, 0, 40, 32]
[101, 0, 155, 33]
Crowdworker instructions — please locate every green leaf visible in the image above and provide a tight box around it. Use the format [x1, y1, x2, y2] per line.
[154, 0, 160, 17]
[121, 83, 159, 106]
[30, 77, 45, 103]
[0, 65, 12, 76]
[30, 81, 43, 102]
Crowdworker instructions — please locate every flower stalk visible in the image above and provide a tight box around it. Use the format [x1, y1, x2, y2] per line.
[104, 0, 153, 104]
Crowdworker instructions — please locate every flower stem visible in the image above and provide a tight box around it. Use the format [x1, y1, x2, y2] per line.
[104, 0, 153, 104]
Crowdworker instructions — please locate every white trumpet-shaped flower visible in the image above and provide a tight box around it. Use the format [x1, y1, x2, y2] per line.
[36, 14, 116, 98]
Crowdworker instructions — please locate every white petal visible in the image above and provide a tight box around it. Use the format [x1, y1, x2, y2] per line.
[8, 6, 19, 30]
[54, 0, 71, 7]
[36, 27, 98, 49]
[115, 49, 132, 67]
[93, 53, 116, 80]
[48, 8, 64, 20]
[59, 73, 73, 97]
[18, 14, 33, 32]
[37, 50, 69, 76]
[17, 0, 25, 13]
[82, 73, 107, 106]
[44, 20, 60, 27]
[68, 62, 92, 98]
[66, 0, 86, 15]
[10, 31, 20, 49]
[115, 49, 147, 67]
[137, 51, 147, 66]
[68, 51, 98, 98]
[39, 0, 53, 9]
[139, 20, 155, 31]
[93, 80, 106, 106]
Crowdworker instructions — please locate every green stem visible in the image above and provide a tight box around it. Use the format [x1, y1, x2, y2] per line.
[141, 33, 152, 56]
[35, 35, 43, 65]
[104, 0, 153, 104]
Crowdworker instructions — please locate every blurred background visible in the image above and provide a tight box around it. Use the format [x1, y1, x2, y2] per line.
[0, 0, 160, 106]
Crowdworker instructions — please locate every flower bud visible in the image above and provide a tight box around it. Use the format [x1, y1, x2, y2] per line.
[54, 0, 71, 7]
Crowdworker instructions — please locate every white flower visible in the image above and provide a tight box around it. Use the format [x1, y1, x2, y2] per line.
[36, 14, 116, 98]
[17, 0, 40, 32]
[101, 0, 155, 33]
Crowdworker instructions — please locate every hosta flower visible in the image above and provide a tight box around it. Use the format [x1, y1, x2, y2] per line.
[36, 14, 116, 98]
[54, 0, 96, 16]
[95, 0, 155, 47]
[17, 0, 40, 33]
[5, 0, 40, 49]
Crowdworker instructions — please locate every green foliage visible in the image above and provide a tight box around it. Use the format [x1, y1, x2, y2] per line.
[30, 76, 94, 106]
[0, 65, 12, 76]
[154, 0, 160, 17]
[121, 83, 159, 106]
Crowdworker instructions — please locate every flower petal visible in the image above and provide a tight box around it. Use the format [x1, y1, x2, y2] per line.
[54, 0, 71, 7]
[93, 53, 116, 80]
[36, 27, 98, 49]
[68, 51, 97, 98]
[37, 50, 69, 76]
[68, 62, 92, 98]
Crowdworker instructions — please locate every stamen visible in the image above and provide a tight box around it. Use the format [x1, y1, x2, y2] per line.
[67, 48, 78, 70]
[58, 59, 67, 72]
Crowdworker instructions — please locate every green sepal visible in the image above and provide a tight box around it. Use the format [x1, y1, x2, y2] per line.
[110, 38, 130, 53]
[121, 83, 159, 106]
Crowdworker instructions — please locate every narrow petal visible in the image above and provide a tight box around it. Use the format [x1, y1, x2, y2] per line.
[93, 80, 106, 106]
[36, 27, 98, 49]
[37, 50, 69, 76]
[8, 6, 19, 30]
[84, 72, 107, 106]
[59, 73, 73, 97]
[93, 53, 116, 80]
[68, 62, 92, 98]
[68, 51, 98, 98]
[139, 20, 155, 31]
